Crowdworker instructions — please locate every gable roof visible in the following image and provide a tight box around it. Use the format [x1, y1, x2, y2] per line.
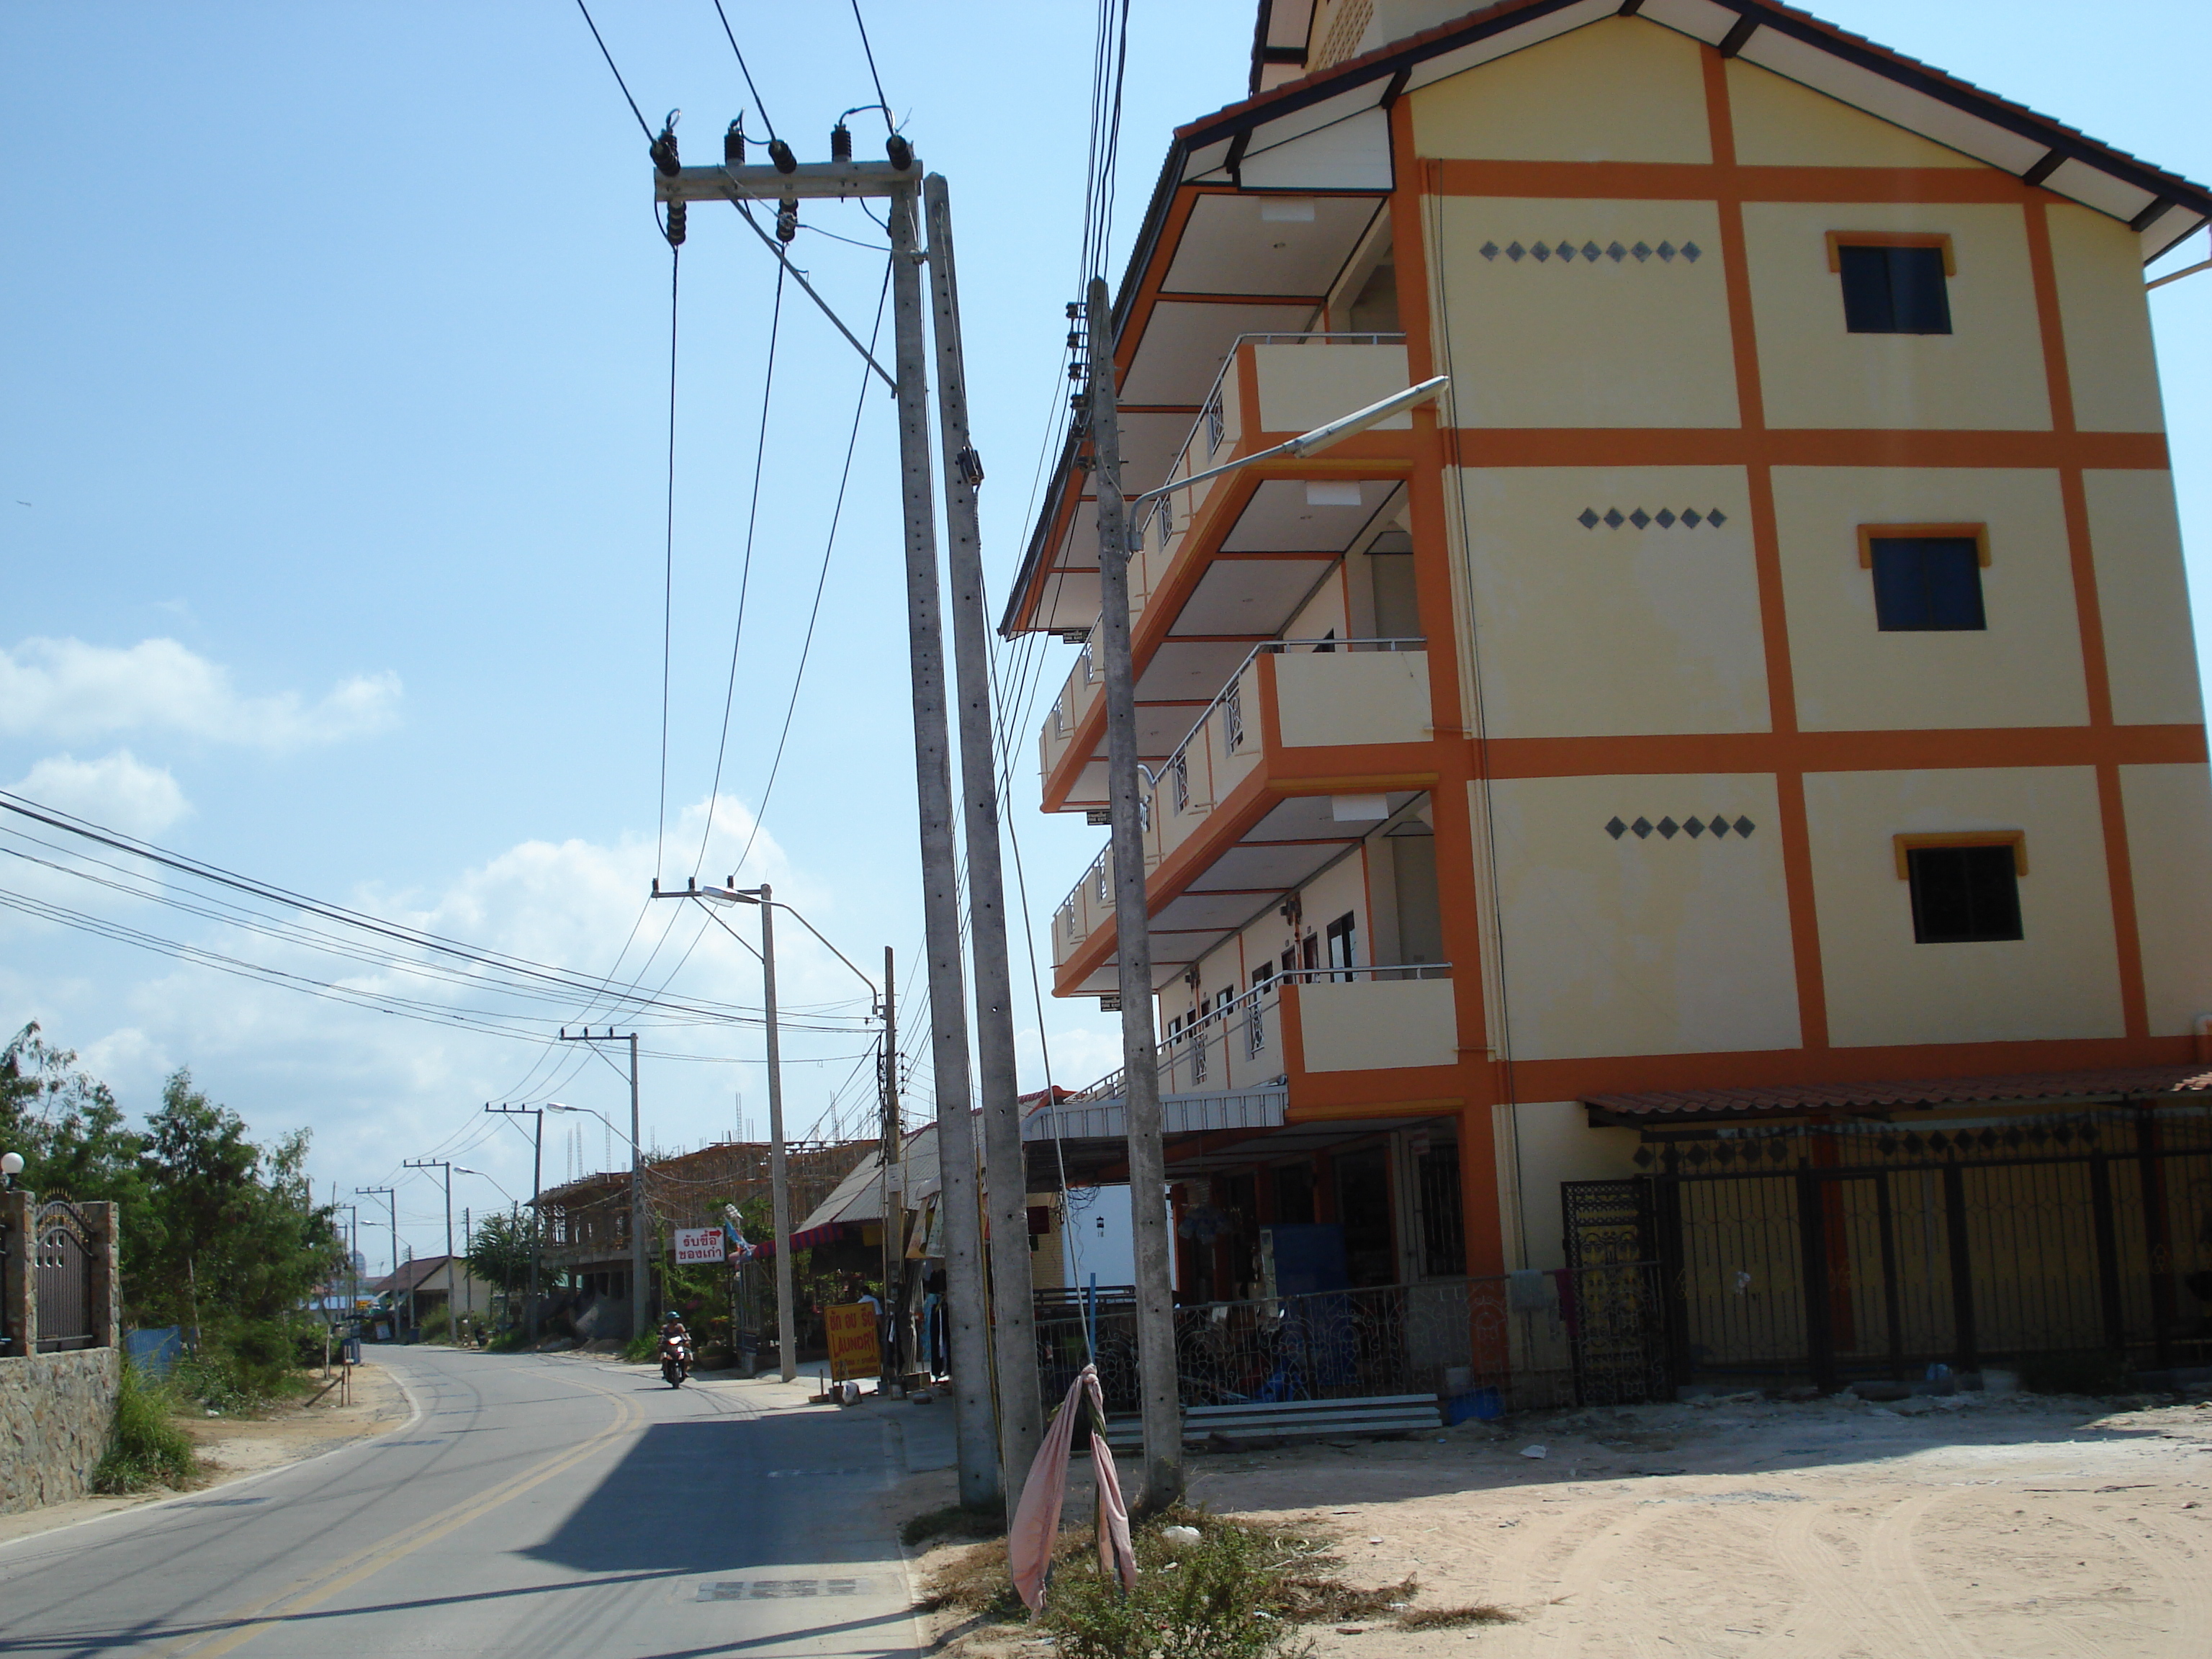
[1004, 0, 2208, 636]
[1176, 1, 2209, 267]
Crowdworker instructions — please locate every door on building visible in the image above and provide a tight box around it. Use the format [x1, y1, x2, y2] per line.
[1326, 913, 1357, 981]
[1335, 1147, 1395, 1287]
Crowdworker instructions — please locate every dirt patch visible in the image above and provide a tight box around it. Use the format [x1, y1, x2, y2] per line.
[186, 1362, 411, 1478]
[902, 1390, 2212, 1657]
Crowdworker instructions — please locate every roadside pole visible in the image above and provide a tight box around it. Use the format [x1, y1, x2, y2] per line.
[1084, 274, 1184, 1510]
[649, 149, 998, 1510]
[757, 888, 796, 1382]
[402, 1158, 454, 1340]
[924, 172, 1042, 1496]
[880, 946, 903, 1387]
[889, 177, 999, 1511]
[557, 1030, 649, 1341]
[485, 1103, 544, 1344]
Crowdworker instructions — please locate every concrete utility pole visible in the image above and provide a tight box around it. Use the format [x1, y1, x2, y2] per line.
[557, 1029, 648, 1340]
[652, 148, 998, 1510]
[402, 1158, 454, 1339]
[1084, 274, 1184, 1511]
[880, 945, 903, 1385]
[485, 1103, 544, 1344]
[925, 173, 1043, 1496]
[755, 890, 796, 1382]
[888, 179, 999, 1510]
[355, 1184, 397, 1331]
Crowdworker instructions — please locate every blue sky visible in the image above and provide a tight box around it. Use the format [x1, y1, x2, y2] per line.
[3, 2, 2208, 1270]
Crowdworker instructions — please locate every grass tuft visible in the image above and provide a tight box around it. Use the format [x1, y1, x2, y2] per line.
[902, 1501, 1005, 1550]
[94, 1360, 199, 1494]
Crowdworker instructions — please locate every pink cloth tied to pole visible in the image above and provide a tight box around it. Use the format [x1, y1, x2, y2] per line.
[1010, 1362, 1137, 1610]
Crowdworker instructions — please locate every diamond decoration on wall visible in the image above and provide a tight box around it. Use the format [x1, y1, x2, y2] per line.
[1735, 817, 1755, 837]
[1579, 508, 1601, 529]
[1611, 813, 1755, 843]
[1632, 242, 1653, 261]
[1708, 509, 1727, 527]
[1708, 815, 1730, 839]
[1683, 817, 1706, 837]
[1629, 509, 1651, 529]
[1506, 241, 1527, 261]
[1632, 817, 1653, 839]
[1578, 506, 1727, 531]
[1681, 508, 1703, 527]
[1480, 241, 1501, 260]
[1682, 242, 1702, 261]
[1655, 508, 1676, 528]
[1604, 508, 1624, 528]
[1555, 241, 1575, 261]
[1605, 817, 1627, 840]
[1656, 817, 1680, 838]
[1583, 241, 1603, 261]
[1607, 241, 1627, 262]
[1657, 242, 1677, 261]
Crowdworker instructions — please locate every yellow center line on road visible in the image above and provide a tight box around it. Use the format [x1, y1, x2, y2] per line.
[156, 1364, 647, 1659]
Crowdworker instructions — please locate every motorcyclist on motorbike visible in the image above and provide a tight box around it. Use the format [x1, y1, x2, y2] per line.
[657, 1310, 693, 1388]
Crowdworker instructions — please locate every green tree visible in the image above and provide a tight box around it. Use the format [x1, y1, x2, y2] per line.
[466, 1208, 538, 1309]
[0, 1022, 149, 1210]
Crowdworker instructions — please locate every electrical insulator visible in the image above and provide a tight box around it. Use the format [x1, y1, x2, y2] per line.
[956, 445, 985, 488]
[724, 118, 745, 165]
[1065, 331, 1082, 351]
[776, 199, 798, 243]
[1066, 300, 1086, 320]
[649, 114, 681, 179]
[665, 200, 687, 247]
[1068, 361, 1087, 382]
[830, 122, 852, 163]
[768, 137, 796, 174]
[886, 132, 912, 170]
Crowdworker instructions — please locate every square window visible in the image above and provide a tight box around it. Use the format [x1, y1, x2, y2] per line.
[1869, 536, 1985, 631]
[1907, 844, 2022, 943]
[1838, 243, 1952, 334]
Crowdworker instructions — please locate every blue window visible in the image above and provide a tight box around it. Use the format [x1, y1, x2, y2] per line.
[1869, 536, 1984, 631]
[1838, 243, 1951, 334]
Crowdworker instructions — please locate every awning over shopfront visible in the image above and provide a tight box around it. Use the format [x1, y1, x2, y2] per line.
[1583, 1064, 2212, 1127]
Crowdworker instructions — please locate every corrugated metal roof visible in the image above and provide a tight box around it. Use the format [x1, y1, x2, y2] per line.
[1584, 1064, 2212, 1123]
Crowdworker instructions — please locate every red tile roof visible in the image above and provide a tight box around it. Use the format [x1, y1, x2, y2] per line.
[1583, 1064, 2212, 1122]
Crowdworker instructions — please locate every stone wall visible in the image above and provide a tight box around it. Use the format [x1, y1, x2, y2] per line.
[0, 1348, 121, 1513]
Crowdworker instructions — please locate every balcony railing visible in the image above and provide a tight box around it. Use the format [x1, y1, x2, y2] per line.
[1038, 333, 1411, 791]
[1066, 963, 1452, 1100]
[1051, 639, 1429, 967]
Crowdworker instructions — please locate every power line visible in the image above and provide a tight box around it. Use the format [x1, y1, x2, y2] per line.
[573, 0, 655, 142]
[693, 262, 788, 879]
[709, 0, 780, 140]
[657, 241, 683, 881]
[849, 1, 894, 129]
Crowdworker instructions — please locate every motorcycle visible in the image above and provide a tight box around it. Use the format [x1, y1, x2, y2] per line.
[658, 1331, 693, 1388]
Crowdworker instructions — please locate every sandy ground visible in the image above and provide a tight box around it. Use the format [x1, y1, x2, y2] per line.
[905, 1388, 2212, 1658]
[0, 1359, 413, 1548]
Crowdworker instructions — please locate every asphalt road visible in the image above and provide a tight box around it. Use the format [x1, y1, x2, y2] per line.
[0, 1348, 922, 1658]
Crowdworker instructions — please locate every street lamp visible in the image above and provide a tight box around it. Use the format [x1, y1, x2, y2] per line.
[0, 1151, 22, 1190]
[1084, 264, 1447, 1509]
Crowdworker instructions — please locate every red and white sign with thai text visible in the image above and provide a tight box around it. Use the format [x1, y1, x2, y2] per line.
[673, 1227, 726, 1264]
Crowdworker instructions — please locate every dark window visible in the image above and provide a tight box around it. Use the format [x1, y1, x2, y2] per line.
[1870, 537, 1984, 631]
[1334, 1147, 1395, 1287]
[1838, 243, 1951, 334]
[1416, 1145, 1465, 1277]
[1273, 1162, 1316, 1226]
[1326, 912, 1357, 981]
[1907, 844, 2022, 943]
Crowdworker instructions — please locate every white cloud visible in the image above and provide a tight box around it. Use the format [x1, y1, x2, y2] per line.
[10, 750, 192, 836]
[0, 637, 400, 751]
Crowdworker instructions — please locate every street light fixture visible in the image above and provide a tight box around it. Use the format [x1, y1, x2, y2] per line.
[0, 1151, 22, 1190]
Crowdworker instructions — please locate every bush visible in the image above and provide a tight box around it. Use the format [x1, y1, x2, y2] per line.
[1040, 1512, 1322, 1659]
[94, 1360, 199, 1493]
[622, 1331, 660, 1363]
[418, 1307, 450, 1344]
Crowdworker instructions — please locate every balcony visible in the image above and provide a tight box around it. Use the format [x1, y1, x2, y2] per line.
[1051, 640, 1434, 989]
[1036, 333, 1415, 809]
[1038, 967, 1457, 1122]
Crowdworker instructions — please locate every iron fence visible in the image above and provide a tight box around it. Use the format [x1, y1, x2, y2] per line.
[1033, 1264, 1669, 1416]
[35, 1200, 96, 1354]
[1587, 1107, 2212, 1389]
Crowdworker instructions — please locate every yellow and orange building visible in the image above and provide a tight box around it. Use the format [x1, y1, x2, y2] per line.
[1007, 1, 2212, 1392]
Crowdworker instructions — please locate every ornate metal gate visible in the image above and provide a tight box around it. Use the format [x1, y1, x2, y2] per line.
[1560, 1179, 1671, 1405]
[35, 1200, 96, 1354]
